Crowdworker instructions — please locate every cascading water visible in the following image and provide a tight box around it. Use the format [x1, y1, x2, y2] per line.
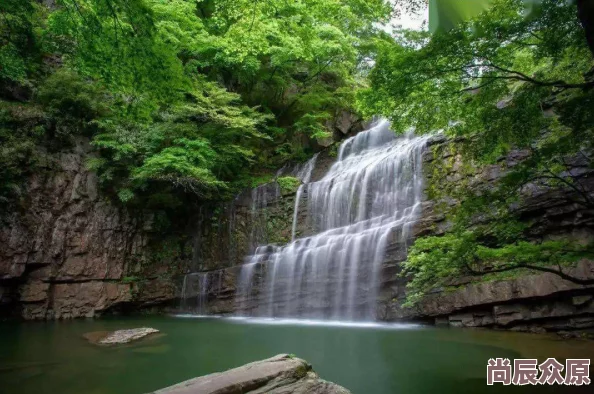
[236, 119, 430, 320]
[249, 183, 281, 252]
[179, 172, 281, 315]
[179, 270, 226, 315]
[291, 153, 319, 240]
[180, 272, 209, 315]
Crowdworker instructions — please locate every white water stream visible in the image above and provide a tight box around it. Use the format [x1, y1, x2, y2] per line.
[236, 120, 430, 320]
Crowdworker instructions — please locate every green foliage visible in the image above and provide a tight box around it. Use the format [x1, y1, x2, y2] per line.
[0, 0, 390, 214]
[248, 174, 275, 189]
[46, 0, 388, 146]
[402, 232, 477, 306]
[48, 0, 181, 111]
[0, 102, 45, 206]
[86, 79, 271, 202]
[294, 113, 333, 140]
[121, 276, 140, 284]
[37, 70, 107, 121]
[37, 69, 108, 138]
[361, 0, 591, 158]
[374, 0, 594, 305]
[328, 143, 340, 158]
[0, 0, 43, 84]
[131, 138, 225, 198]
[402, 230, 594, 306]
[277, 176, 301, 194]
[429, 0, 494, 33]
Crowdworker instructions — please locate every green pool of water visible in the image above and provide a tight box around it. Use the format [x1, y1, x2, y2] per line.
[0, 316, 592, 394]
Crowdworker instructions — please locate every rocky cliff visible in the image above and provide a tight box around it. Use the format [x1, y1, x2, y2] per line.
[0, 112, 362, 321]
[381, 137, 594, 333]
[399, 260, 594, 333]
[179, 135, 594, 334]
[0, 137, 183, 319]
[3, 122, 594, 332]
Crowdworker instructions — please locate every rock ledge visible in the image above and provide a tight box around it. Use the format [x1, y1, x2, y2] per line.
[151, 354, 351, 394]
[85, 327, 159, 345]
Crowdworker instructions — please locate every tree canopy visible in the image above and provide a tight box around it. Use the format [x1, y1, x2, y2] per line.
[1, 0, 392, 208]
[366, 0, 594, 303]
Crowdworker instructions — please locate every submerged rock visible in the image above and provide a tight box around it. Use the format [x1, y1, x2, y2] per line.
[151, 354, 351, 394]
[84, 327, 159, 345]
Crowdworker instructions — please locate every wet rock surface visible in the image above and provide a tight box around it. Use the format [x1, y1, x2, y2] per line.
[84, 327, 160, 345]
[3, 128, 594, 333]
[151, 354, 351, 394]
[187, 137, 594, 334]
[380, 139, 594, 333]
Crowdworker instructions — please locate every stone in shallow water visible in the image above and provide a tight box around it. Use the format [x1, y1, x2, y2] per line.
[84, 327, 159, 345]
[151, 354, 351, 394]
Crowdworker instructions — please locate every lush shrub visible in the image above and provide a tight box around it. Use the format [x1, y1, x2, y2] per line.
[277, 176, 301, 194]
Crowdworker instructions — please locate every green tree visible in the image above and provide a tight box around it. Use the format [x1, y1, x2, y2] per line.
[402, 232, 594, 306]
[395, 0, 593, 55]
[1, 0, 392, 211]
[365, 0, 594, 304]
[0, 0, 43, 93]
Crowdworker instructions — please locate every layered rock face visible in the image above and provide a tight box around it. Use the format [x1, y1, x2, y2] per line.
[380, 139, 594, 331]
[0, 111, 362, 320]
[152, 354, 351, 394]
[177, 163, 328, 316]
[409, 261, 594, 331]
[180, 123, 431, 319]
[3, 120, 593, 330]
[182, 135, 594, 333]
[0, 137, 179, 319]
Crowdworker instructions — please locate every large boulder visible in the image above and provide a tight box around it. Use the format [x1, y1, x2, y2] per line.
[151, 354, 351, 394]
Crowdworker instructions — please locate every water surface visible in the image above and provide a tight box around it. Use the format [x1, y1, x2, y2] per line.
[0, 316, 592, 394]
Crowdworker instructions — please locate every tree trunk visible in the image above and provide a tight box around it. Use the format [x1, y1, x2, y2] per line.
[576, 0, 594, 58]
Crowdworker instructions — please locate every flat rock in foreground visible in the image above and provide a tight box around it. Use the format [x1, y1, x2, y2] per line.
[151, 354, 351, 394]
[84, 327, 159, 345]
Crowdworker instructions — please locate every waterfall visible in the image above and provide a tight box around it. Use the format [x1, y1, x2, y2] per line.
[236, 120, 430, 321]
[249, 183, 281, 252]
[180, 272, 209, 315]
[179, 270, 226, 315]
[291, 153, 319, 241]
